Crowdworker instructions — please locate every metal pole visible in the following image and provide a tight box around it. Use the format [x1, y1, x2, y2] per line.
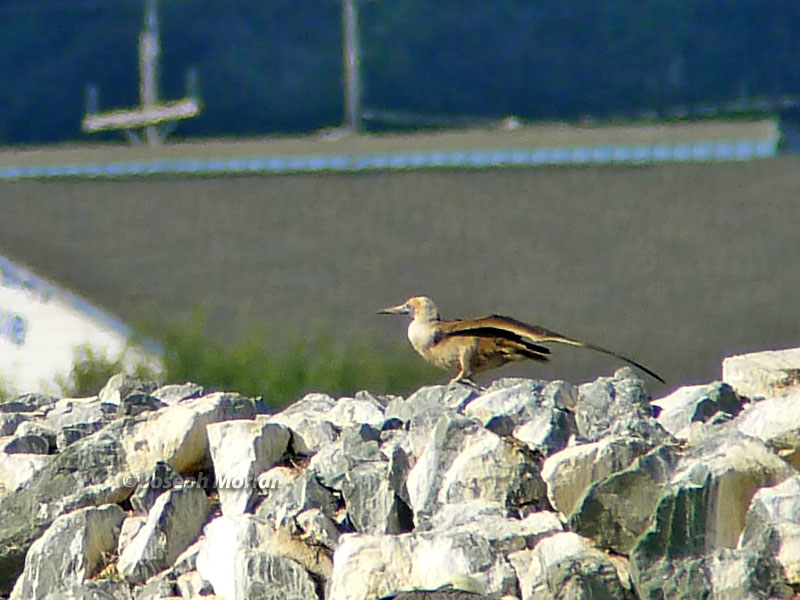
[342, 0, 361, 131]
[139, 0, 160, 145]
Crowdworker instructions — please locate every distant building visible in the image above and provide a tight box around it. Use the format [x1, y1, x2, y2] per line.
[0, 253, 161, 396]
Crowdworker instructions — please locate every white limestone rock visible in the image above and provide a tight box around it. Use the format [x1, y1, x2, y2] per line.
[652, 382, 744, 439]
[117, 483, 210, 584]
[207, 416, 290, 515]
[10, 504, 125, 600]
[734, 387, 800, 468]
[723, 347, 800, 399]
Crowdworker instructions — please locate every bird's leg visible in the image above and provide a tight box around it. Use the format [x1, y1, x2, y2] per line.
[448, 345, 483, 390]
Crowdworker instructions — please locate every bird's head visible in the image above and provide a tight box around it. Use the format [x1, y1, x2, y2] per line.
[378, 296, 440, 322]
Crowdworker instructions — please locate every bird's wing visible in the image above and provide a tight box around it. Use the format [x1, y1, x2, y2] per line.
[443, 314, 665, 383]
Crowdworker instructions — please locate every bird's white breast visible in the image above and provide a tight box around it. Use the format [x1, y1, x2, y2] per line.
[407, 318, 439, 356]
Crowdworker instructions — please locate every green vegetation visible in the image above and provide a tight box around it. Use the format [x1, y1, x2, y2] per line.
[154, 310, 437, 407]
[53, 310, 437, 406]
[56, 345, 159, 399]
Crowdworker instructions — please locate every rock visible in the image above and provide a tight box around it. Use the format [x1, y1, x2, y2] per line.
[735, 387, 800, 467]
[116, 392, 167, 417]
[98, 373, 157, 406]
[55, 423, 102, 451]
[630, 431, 795, 599]
[207, 417, 290, 515]
[43, 396, 114, 431]
[1, 433, 50, 455]
[0, 413, 28, 436]
[255, 466, 339, 531]
[342, 460, 413, 534]
[117, 483, 211, 584]
[0, 390, 258, 594]
[308, 423, 384, 491]
[509, 532, 633, 600]
[407, 414, 548, 526]
[386, 385, 476, 422]
[10, 504, 125, 600]
[541, 435, 656, 518]
[268, 392, 339, 455]
[426, 502, 563, 553]
[0, 393, 56, 414]
[327, 395, 386, 429]
[723, 347, 800, 398]
[575, 370, 669, 444]
[328, 530, 518, 600]
[42, 579, 134, 600]
[129, 461, 182, 515]
[176, 570, 213, 598]
[117, 516, 146, 555]
[296, 508, 341, 550]
[0, 453, 51, 496]
[652, 381, 745, 439]
[150, 382, 204, 405]
[739, 476, 800, 585]
[462, 379, 576, 456]
[197, 515, 330, 599]
[14, 421, 57, 452]
[567, 444, 677, 555]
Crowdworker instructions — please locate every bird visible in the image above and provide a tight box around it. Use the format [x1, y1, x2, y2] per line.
[378, 296, 664, 387]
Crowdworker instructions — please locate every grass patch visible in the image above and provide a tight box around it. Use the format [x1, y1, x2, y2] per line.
[56, 345, 159, 398]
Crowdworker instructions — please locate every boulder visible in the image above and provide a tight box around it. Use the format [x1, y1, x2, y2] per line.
[735, 387, 800, 468]
[723, 347, 800, 399]
[541, 435, 655, 518]
[652, 381, 745, 439]
[10, 504, 125, 600]
[509, 532, 633, 600]
[206, 417, 290, 515]
[117, 483, 211, 584]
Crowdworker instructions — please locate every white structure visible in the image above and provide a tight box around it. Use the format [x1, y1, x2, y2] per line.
[0, 253, 161, 396]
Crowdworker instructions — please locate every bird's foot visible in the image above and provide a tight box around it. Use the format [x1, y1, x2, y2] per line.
[448, 376, 484, 392]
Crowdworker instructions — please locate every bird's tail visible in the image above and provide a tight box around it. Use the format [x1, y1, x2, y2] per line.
[548, 336, 665, 384]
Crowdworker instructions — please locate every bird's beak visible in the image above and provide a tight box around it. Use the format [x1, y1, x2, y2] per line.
[378, 302, 411, 315]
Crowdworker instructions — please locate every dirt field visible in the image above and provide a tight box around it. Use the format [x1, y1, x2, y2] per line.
[1, 150, 798, 395]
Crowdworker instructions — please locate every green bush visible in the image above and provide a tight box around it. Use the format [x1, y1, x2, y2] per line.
[56, 345, 159, 398]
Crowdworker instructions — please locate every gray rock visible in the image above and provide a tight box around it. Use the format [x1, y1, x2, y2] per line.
[296, 508, 341, 550]
[739, 475, 800, 585]
[56, 423, 102, 452]
[509, 532, 633, 600]
[0, 393, 56, 414]
[2, 433, 50, 455]
[151, 382, 204, 405]
[541, 435, 657, 518]
[10, 504, 125, 600]
[0, 413, 29, 436]
[327, 394, 386, 429]
[652, 381, 744, 439]
[386, 385, 476, 422]
[239, 552, 319, 600]
[630, 431, 795, 600]
[207, 416, 290, 516]
[568, 444, 677, 554]
[328, 529, 518, 600]
[175, 570, 213, 598]
[117, 483, 211, 584]
[42, 579, 134, 600]
[0, 391, 258, 594]
[575, 369, 669, 444]
[723, 347, 800, 399]
[197, 515, 332, 599]
[43, 396, 115, 431]
[116, 392, 167, 417]
[98, 373, 157, 406]
[129, 460, 182, 515]
[308, 423, 384, 491]
[342, 460, 413, 534]
[269, 392, 339, 455]
[255, 466, 339, 531]
[735, 387, 800, 468]
[407, 413, 548, 526]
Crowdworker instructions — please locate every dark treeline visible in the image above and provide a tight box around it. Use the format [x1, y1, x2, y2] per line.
[0, 0, 798, 144]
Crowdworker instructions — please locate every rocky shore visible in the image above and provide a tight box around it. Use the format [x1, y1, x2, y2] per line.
[1, 348, 799, 600]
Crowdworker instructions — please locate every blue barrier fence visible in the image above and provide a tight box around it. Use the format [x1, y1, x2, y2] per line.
[0, 138, 777, 180]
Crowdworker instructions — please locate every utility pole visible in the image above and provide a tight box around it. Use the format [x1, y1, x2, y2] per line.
[341, 0, 362, 131]
[139, 0, 160, 145]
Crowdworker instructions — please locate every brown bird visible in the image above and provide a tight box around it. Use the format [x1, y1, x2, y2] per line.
[378, 296, 664, 386]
